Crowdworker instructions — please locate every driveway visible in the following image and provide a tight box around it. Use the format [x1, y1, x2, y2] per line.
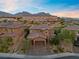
[73, 46, 79, 53]
[26, 44, 53, 56]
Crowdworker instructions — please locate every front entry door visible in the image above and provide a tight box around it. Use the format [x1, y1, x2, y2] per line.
[35, 41, 45, 47]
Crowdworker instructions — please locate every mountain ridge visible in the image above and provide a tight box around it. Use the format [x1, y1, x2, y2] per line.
[0, 11, 52, 17]
[0, 11, 79, 20]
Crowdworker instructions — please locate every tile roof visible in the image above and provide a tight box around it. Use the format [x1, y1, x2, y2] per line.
[0, 22, 26, 28]
[30, 24, 51, 30]
[23, 16, 58, 22]
[27, 32, 46, 39]
[0, 16, 22, 19]
[0, 32, 16, 37]
[64, 25, 79, 30]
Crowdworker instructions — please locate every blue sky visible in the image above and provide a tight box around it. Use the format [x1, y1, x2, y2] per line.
[0, 0, 79, 18]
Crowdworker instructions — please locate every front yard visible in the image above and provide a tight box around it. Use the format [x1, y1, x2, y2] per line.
[50, 27, 76, 53]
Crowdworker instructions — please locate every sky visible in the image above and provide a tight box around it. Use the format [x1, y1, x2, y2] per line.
[0, 0, 79, 18]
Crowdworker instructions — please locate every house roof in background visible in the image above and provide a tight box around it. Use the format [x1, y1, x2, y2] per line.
[30, 24, 51, 30]
[64, 25, 79, 30]
[0, 22, 26, 28]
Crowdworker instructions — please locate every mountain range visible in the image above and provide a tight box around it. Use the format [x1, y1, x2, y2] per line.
[0, 11, 79, 20]
[0, 11, 13, 17]
[0, 11, 51, 17]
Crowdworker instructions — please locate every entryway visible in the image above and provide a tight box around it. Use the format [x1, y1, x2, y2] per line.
[26, 40, 52, 55]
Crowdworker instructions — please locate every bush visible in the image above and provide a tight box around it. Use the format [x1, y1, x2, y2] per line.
[0, 36, 13, 53]
[50, 36, 60, 45]
[57, 47, 64, 52]
[21, 39, 30, 53]
[53, 49, 58, 53]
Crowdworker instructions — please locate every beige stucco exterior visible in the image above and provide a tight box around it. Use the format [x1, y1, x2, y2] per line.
[0, 21, 26, 53]
[0, 15, 60, 52]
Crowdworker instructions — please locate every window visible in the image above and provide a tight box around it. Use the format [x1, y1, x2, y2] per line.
[77, 36, 79, 41]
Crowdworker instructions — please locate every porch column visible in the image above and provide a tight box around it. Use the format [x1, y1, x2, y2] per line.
[44, 40, 46, 47]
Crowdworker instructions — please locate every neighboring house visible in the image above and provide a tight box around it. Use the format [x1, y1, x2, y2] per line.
[64, 26, 79, 52]
[0, 16, 22, 22]
[64, 25, 79, 41]
[0, 21, 27, 53]
[0, 15, 61, 52]
[23, 15, 60, 47]
[28, 24, 54, 47]
[22, 16, 60, 26]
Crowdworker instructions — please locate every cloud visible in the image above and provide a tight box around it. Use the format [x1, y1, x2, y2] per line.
[12, 0, 37, 13]
[51, 4, 79, 18]
[53, 10, 79, 18]
[1, 0, 17, 13]
[0, 0, 34, 13]
[0, 0, 79, 18]
[16, 0, 33, 6]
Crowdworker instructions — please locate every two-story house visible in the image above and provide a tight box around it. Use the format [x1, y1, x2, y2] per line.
[27, 24, 54, 47]
[0, 21, 26, 53]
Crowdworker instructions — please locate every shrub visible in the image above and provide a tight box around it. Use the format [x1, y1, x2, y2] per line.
[0, 36, 13, 53]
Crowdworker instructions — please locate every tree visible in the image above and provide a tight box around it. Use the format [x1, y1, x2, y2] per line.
[59, 29, 75, 43]
[24, 28, 30, 39]
[50, 27, 75, 45]
[23, 20, 27, 24]
[0, 36, 13, 53]
[54, 27, 61, 35]
[50, 27, 62, 45]
[3, 19, 8, 22]
[60, 18, 64, 25]
[50, 28, 76, 53]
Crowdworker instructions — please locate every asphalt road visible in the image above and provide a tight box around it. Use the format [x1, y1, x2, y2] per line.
[0, 57, 22, 59]
[0, 53, 79, 59]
